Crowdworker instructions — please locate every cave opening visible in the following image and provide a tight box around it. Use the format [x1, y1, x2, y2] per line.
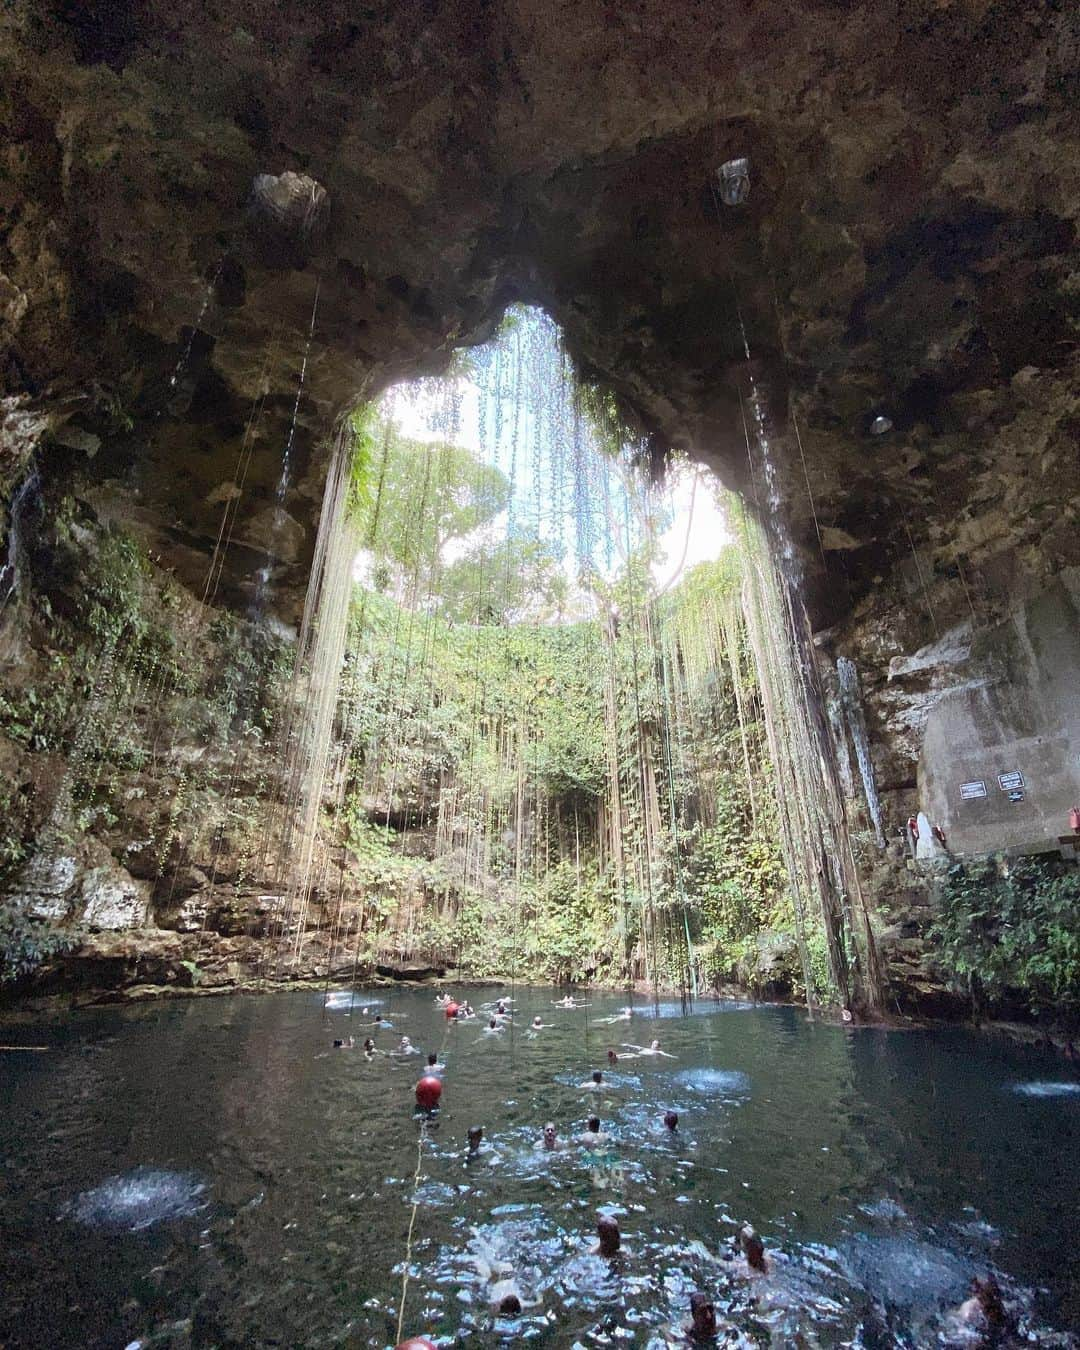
[266, 302, 769, 1001]
[245, 300, 884, 1019]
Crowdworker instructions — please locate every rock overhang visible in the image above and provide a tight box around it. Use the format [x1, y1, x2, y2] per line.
[1, 0, 1076, 626]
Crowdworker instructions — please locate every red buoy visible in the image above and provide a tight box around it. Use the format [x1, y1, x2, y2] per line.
[416, 1075, 443, 1110]
[445, 1002, 460, 1020]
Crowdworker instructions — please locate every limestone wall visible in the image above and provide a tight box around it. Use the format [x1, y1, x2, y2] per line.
[919, 574, 1080, 856]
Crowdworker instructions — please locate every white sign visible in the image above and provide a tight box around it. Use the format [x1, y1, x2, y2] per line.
[960, 780, 987, 800]
[997, 771, 1025, 792]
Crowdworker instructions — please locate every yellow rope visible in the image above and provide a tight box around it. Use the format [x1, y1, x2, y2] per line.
[395, 1117, 428, 1343]
[395, 1017, 452, 1343]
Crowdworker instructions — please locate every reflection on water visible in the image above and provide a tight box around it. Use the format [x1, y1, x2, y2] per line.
[1, 988, 1078, 1348]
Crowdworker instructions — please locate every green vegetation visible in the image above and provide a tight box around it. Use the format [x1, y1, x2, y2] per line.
[336, 412, 811, 993]
[0, 909, 80, 983]
[931, 858, 1080, 1018]
[0, 493, 291, 892]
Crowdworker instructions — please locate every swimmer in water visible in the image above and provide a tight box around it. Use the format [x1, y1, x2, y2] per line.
[434, 993, 452, 1007]
[426, 1051, 445, 1074]
[686, 1292, 717, 1342]
[483, 1018, 502, 1035]
[579, 1069, 605, 1091]
[397, 1035, 420, 1055]
[552, 994, 589, 1008]
[734, 1223, 770, 1276]
[578, 1115, 610, 1148]
[607, 1048, 618, 1065]
[470, 1247, 540, 1317]
[363, 1037, 378, 1058]
[952, 1276, 1008, 1337]
[489, 1281, 524, 1316]
[622, 1038, 675, 1058]
[596, 1007, 633, 1024]
[332, 1036, 354, 1049]
[531, 1015, 543, 1030]
[592, 1214, 621, 1257]
[466, 1124, 484, 1158]
[663, 1109, 679, 1132]
[538, 1121, 566, 1152]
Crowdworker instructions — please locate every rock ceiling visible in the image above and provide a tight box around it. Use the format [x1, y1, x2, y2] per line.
[1, 0, 1077, 624]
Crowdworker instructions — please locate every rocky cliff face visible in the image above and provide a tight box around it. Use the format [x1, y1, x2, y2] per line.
[2, 0, 1078, 1005]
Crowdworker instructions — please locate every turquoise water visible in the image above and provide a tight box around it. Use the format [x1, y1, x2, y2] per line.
[1, 987, 1077, 1346]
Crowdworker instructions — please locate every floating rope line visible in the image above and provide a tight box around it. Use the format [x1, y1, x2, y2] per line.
[395, 1015, 452, 1342]
[395, 1118, 429, 1342]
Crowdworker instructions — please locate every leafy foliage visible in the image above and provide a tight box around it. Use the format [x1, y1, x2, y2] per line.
[340, 423, 798, 990]
[0, 911, 80, 983]
[930, 858, 1080, 1016]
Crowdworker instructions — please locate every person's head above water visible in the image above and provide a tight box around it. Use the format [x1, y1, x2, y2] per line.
[495, 1289, 521, 1316]
[596, 1214, 620, 1257]
[489, 1018, 497, 1029]
[688, 1292, 717, 1341]
[592, 1070, 602, 1084]
[532, 1016, 542, 1027]
[587, 1116, 601, 1134]
[738, 1223, 766, 1271]
[427, 1052, 437, 1066]
[650, 1039, 660, 1051]
[542, 1122, 558, 1149]
[363, 1037, 375, 1052]
[607, 1048, 618, 1064]
[467, 1124, 483, 1152]
[663, 1110, 678, 1131]
[399, 1035, 411, 1047]
[972, 1276, 1006, 1326]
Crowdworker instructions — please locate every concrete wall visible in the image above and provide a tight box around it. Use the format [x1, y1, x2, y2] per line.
[919, 573, 1080, 855]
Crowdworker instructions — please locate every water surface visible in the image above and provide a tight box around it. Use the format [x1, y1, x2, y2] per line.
[1, 987, 1077, 1346]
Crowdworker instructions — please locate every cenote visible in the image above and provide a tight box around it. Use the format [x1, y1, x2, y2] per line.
[3, 9, 1080, 1349]
[2, 987, 1078, 1347]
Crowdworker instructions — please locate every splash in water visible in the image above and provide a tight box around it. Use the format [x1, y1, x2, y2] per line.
[321, 991, 381, 1011]
[840, 1233, 973, 1313]
[1012, 1081, 1080, 1098]
[65, 1167, 207, 1231]
[672, 1067, 750, 1097]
